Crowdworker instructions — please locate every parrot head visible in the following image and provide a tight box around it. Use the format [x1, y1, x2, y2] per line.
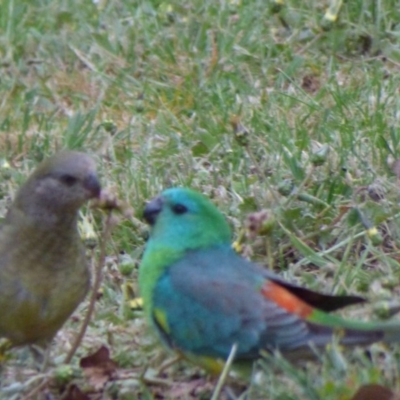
[14, 151, 101, 217]
[143, 188, 231, 251]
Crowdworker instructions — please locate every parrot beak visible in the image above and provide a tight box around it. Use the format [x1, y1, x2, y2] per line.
[83, 174, 101, 198]
[143, 196, 164, 225]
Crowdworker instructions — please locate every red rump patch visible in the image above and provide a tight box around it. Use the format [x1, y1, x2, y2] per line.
[261, 281, 314, 318]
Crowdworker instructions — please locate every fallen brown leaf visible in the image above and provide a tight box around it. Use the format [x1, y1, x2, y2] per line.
[80, 345, 118, 391]
[63, 384, 90, 400]
[350, 384, 398, 400]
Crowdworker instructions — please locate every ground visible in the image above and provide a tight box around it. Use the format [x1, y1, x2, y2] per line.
[1, 0, 400, 398]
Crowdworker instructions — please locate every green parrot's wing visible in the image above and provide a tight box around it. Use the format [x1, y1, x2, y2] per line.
[152, 247, 333, 360]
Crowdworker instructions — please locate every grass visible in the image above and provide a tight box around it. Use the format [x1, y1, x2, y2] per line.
[1, 0, 400, 398]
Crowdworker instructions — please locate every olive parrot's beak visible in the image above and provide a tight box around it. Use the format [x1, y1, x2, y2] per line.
[143, 196, 164, 225]
[83, 174, 101, 198]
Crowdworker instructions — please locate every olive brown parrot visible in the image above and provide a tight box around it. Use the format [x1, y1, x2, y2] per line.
[0, 151, 100, 347]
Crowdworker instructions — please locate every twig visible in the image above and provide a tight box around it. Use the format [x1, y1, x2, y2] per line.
[141, 376, 174, 387]
[244, 146, 280, 205]
[69, 45, 98, 72]
[20, 374, 50, 400]
[211, 343, 238, 400]
[64, 210, 114, 364]
[158, 355, 182, 374]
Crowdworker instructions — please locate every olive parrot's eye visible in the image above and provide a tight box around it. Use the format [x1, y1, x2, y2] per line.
[60, 174, 78, 186]
[172, 203, 188, 215]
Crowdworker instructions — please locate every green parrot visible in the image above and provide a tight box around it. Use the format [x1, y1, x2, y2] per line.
[139, 188, 400, 374]
[0, 151, 101, 347]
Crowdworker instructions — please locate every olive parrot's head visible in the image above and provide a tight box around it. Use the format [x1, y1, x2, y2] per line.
[16, 151, 101, 215]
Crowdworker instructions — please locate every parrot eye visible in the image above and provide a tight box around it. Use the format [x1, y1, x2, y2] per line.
[172, 203, 188, 215]
[60, 174, 78, 186]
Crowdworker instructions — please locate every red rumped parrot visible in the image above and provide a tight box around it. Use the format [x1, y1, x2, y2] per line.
[0, 151, 100, 347]
[139, 188, 400, 374]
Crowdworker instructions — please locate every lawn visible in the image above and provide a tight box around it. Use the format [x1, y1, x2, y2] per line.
[1, 0, 400, 398]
